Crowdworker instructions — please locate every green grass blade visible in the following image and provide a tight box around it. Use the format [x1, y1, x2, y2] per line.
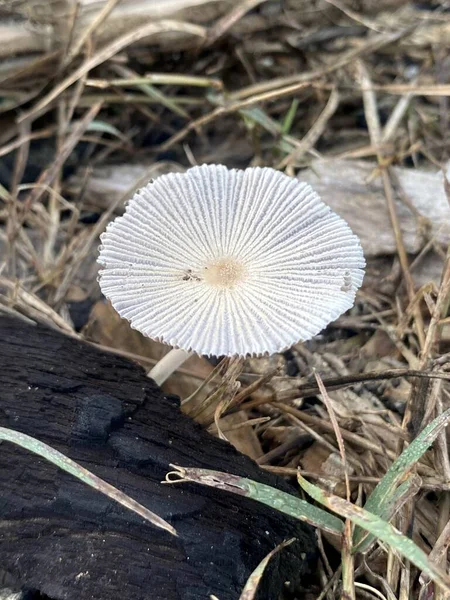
[298, 473, 450, 594]
[239, 107, 299, 152]
[0, 426, 176, 536]
[353, 408, 450, 549]
[354, 475, 421, 553]
[281, 98, 299, 135]
[165, 465, 343, 535]
[85, 120, 126, 139]
[136, 82, 190, 118]
[242, 477, 344, 535]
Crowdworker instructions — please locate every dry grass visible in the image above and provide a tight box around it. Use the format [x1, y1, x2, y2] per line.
[1, 0, 450, 598]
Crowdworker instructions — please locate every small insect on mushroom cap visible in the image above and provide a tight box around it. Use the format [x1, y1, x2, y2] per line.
[98, 164, 365, 357]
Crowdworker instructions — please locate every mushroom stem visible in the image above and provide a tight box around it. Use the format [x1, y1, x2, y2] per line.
[149, 348, 191, 386]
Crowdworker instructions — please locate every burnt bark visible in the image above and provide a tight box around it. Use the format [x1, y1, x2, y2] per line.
[0, 315, 316, 600]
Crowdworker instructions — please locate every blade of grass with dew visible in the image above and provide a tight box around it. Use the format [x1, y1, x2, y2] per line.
[239, 538, 296, 600]
[353, 408, 450, 551]
[297, 473, 450, 594]
[383, 475, 421, 522]
[164, 465, 343, 535]
[354, 475, 421, 554]
[0, 426, 176, 536]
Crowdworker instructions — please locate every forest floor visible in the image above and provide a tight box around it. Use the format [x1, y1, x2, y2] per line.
[1, 1, 450, 599]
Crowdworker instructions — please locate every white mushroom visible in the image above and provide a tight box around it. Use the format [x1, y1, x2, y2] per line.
[98, 164, 365, 385]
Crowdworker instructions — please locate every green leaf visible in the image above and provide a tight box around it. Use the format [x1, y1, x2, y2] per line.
[298, 473, 450, 594]
[85, 120, 126, 140]
[165, 465, 343, 535]
[0, 426, 176, 536]
[353, 408, 450, 550]
[135, 82, 189, 119]
[239, 107, 298, 152]
[281, 98, 299, 135]
[243, 478, 344, 534]
[240, 107, 281, 135]
[354, 475, 420, 553]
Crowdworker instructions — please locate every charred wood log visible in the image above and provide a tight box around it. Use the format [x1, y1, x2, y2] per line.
[0, 316, 316, 600]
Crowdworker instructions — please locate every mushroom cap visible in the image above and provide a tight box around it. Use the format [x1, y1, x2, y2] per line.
[98, 164, 365, 357]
